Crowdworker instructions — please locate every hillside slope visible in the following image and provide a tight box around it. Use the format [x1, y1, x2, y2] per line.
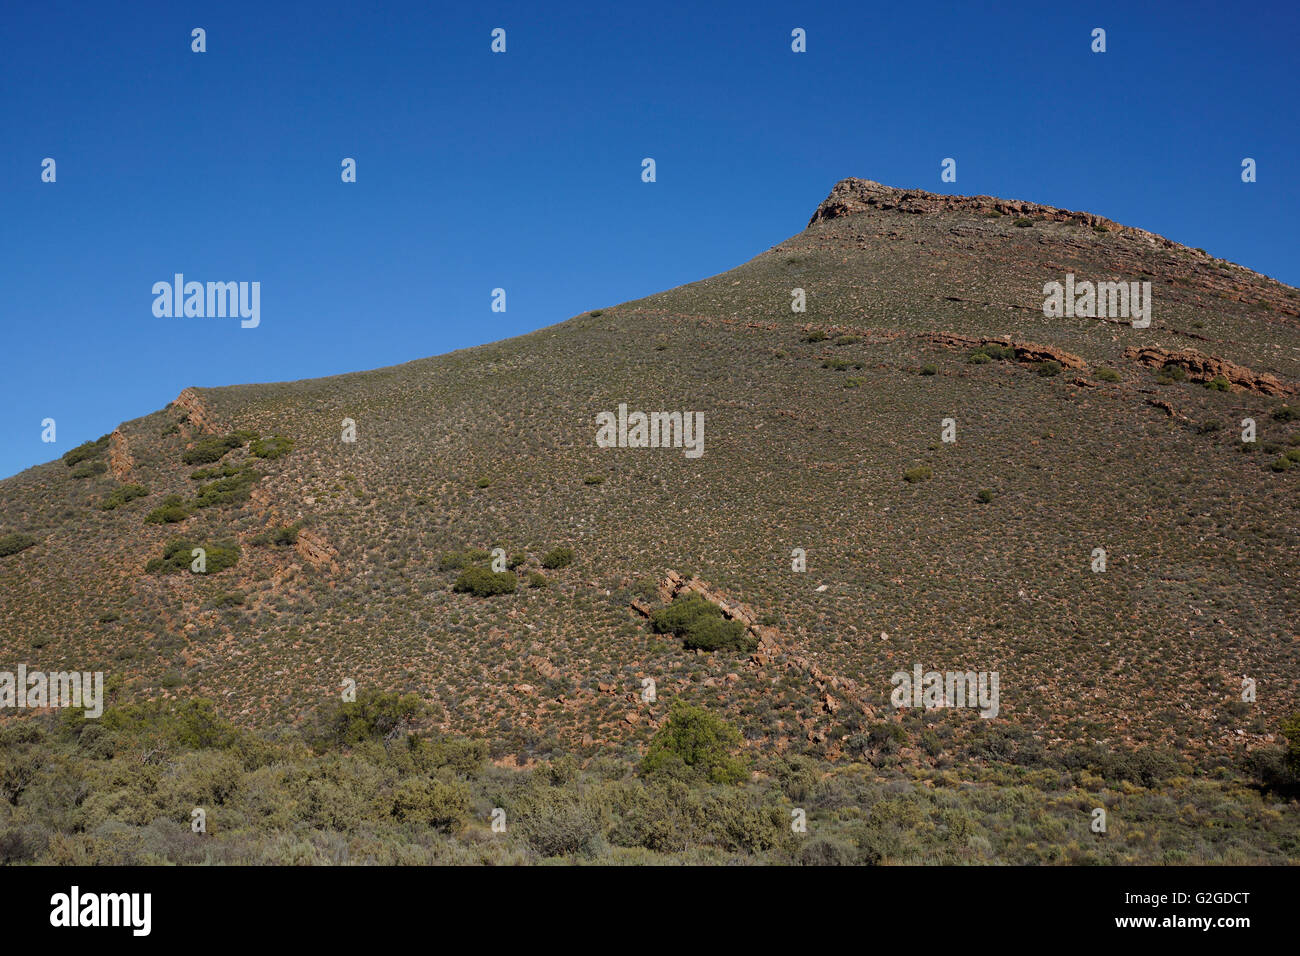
[2, 177, 1298, 771]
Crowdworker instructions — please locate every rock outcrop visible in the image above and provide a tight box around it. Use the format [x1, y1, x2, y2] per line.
[1124, 346, 1294, 396]
[171, 387, 219, 434]
[811, 178, 1146, 238]
[294, 529, 340, 573]
[108, 428, 134, 480]
[923, 332, 1087, 370]
[634, 571, 876, 724]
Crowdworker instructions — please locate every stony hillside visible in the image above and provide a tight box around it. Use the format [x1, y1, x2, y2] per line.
[3, 176, 1298, 774]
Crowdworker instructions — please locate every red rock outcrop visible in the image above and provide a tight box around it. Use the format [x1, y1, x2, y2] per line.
[922, 332, 1087, 370]
[1124, 346, 1294, 396]
[294, 529, 340, 573]
[171, 387, 219, 435]
[108, 428, 134, 480]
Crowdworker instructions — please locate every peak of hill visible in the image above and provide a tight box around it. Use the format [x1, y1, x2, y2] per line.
[2, 179, 1297, 785]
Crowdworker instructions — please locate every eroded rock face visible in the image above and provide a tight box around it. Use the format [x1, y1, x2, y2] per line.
[922, 332, 1087, 370]
[1124, 346, 1294, 395]
[634, 572, 876, 726]
[171, 387, 218, 434]
[108, 428, 134, 480]
[294, 529, 340, 572]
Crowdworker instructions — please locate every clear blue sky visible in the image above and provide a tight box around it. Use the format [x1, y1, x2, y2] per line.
[2, 0, 1296, 479]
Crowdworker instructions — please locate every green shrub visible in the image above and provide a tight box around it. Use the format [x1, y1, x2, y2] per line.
[983, 344, 1016, 361]
[253, 522, 302, 546]
[321, 690, 427, 747]
[250, 435, 294, 459]
[181, 433, 247, 466]
[100, 698, 240, 752]
[62, 435, 110, 467]
[438, 551, 469, 571]
[452, 567, 517, 597]
[144, 495, 190, 524]
[69, 460, 107, 479]
[100, 484, 149, 510]
[903, 465, 932, 483]
[1035, 360, 1062, 377]
[1013, 217, 1034, 227]
[528, 572, 549, 589]
[649, 594, 755, 653]
[919, 364, 938, 376]
[391, 778, 469, 833]
[474, 476, 492, 488]
[976, 489, 995, 503]
[0, 533, 37, 558]
[192, 466, 260, 509]
[1273, 404, 1299, 422]
[642, 701, 749, 785]
[1269, 456, 1292, 473]
[801, 330, 828, 343]
[1205, 375, 1231, 392]
[516, 791, 603, 857]
[967, 351, 991, 365]
[583, 474, 604, 484]
[541, 546, 574, 569]
[1094, 367, 1121, 382]
[145, 538, 240, 575]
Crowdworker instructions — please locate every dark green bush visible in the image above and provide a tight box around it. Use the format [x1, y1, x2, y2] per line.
[181, 433, 247, 465]
[69, 460, 107, 479]
[192, 466, 260, 509]
[0, 533, 37, 558]
[643, 702, 749, 785]
[391, 778, 469, 833]
[1035, 360, 1062, 377]
[541, 546, 574, 569]
[144, 495, 190, 524]
[322, 690, 428, 747]
[649, 595, 755, 652]
[62, 435, 110, 467]
[250, 435, 294, 459]
[1095, 367, 1121, 382]
[452, 567, 517, 596]
[903, 465, 932, 483]
[145, 538, 240, 575]
[100, 484, 149, 510]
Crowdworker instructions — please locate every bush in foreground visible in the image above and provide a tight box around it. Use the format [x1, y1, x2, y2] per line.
[642, 701, 750, 785]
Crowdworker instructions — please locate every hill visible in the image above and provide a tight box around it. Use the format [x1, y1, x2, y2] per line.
[2, 178, 1298, 864]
